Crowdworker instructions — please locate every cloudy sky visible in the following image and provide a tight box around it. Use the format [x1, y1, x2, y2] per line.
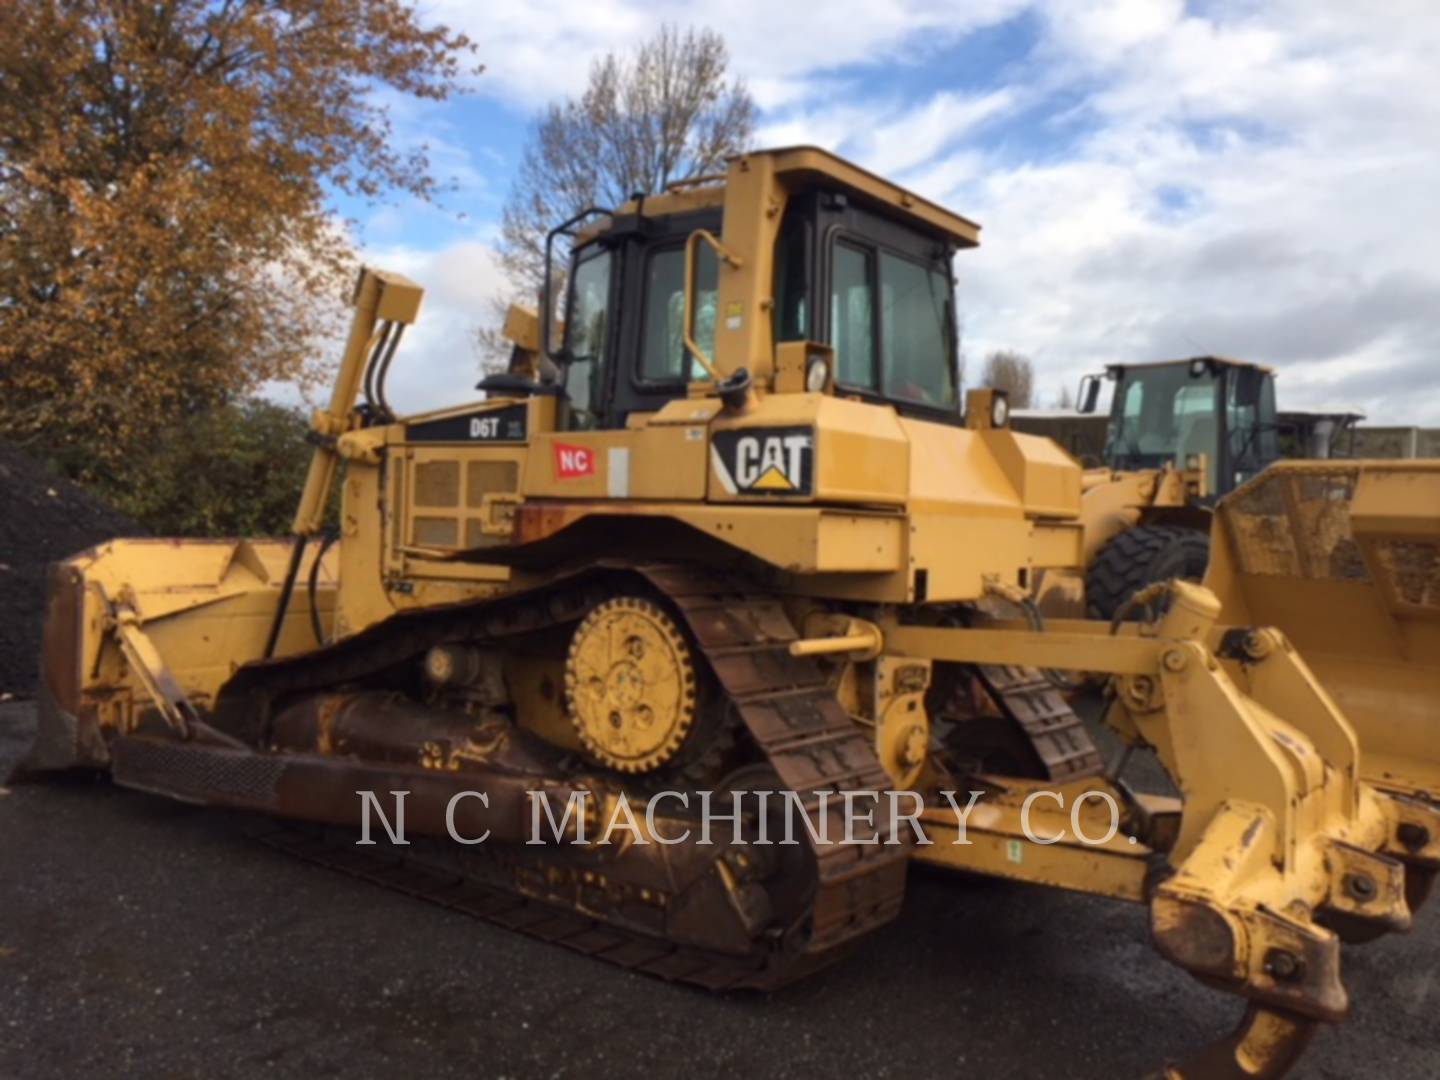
[336, 0, 1440, 424]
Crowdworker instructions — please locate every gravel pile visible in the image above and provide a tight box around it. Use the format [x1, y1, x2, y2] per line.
[0, 444, 141, 695]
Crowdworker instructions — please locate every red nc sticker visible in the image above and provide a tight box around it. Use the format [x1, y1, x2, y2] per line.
[553, 442, 595, 479]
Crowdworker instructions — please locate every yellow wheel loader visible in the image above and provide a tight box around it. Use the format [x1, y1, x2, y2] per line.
[1021, 358, 1368, 624]
[1015, 359, 1252, 623]
[16, 147, 1440, 1079]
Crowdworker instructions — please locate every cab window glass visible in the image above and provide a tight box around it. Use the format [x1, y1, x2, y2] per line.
[1175, 384, 1214, 415]
[1106, 365, 1221, 490]
[879, 252, 955, 407]
[1227, 367, 1278, 478]
[1123, 380, 1144, 419]
[830, 243, 876, 390]
[1105, 379, 1145, 460]
[775, 214, 811, 342]
[563, 248, 612, 430]
[640, 244, 716, 382]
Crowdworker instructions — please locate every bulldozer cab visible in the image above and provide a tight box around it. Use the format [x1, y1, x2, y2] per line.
[539, 178, 964, 433]
[1080, 356, 1279, 497]
[536, 199, 726, 431]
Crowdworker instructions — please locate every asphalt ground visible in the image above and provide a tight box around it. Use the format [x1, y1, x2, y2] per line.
[2, 700, 1437, 1079]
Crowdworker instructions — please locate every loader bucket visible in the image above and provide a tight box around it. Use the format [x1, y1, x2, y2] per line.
[1205, 461, 1440, 797]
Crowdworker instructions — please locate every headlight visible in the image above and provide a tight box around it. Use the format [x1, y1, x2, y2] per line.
[1189, 358, 1209, 377]
[806, 355, 829, 393]
[990, 393, 1010, 428]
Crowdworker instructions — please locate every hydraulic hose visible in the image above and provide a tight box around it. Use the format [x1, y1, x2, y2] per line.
[307, 531, 340, 648]
[981, 578, 1079, 691]
[263, 535, 307, 659]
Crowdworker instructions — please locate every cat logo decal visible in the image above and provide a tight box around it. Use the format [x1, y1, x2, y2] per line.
[711, 427, 813, 496]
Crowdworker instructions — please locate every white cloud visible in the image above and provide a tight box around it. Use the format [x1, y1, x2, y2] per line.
[879, 0, 1440, 423]
[429, 0, 1032, 108]
[358, 237, 512, 415]
[760, 87, 1018, 176]
[352, 0, 1440, 425]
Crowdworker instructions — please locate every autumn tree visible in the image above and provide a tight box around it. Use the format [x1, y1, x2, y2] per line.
[0, 0, 476, 478]
[481, 25, 754, 362]
[981, 350, 1035, 409]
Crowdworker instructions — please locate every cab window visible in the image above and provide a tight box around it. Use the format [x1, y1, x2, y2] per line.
[774, 212, 811, 342]
[1227, 366, 1278, 480]
[880, 251, 955, 407]
[829, 239, 955, 407]
[1120, 380, 1144, 425]
[563, 247, 613, 430]
[831, 242, 877, 390]
[639, 244, 717, 383]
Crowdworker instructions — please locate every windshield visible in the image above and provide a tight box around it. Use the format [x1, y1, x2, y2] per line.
[562, 247, 612, 430]
[829, 241, 957, 410]
[1106, 365, 1222, 489]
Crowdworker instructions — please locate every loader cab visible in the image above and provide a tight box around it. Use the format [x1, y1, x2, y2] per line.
[547, 180, 963, 431]
[1081, 357, 1279, 498]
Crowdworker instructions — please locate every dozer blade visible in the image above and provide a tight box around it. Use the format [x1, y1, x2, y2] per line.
[1204, 461, 1440, 799]
[7, 536, 333, 782]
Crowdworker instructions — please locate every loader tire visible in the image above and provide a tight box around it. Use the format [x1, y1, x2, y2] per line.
[1086, 524, 1210, 622]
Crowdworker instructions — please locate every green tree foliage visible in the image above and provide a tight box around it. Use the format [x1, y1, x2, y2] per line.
[83, 398, 316, 537]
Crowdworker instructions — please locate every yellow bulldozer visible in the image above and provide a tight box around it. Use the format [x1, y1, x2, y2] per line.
[15, 147, 1440, 1078]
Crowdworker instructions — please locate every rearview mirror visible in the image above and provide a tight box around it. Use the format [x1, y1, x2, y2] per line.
[1078, 374, 1101, 414]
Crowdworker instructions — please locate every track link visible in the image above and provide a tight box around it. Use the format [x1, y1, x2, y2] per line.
[636, 565, 909, 958]
[973, 664, 1104, 782]
[252, 821, 788, 990]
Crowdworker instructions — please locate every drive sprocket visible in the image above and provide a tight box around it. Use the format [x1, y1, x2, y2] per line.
[564, 596, 697, 773]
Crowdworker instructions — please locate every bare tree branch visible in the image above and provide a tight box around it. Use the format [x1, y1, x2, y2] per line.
[483, 24, 755, 365]
[981, 350, 1036, 409]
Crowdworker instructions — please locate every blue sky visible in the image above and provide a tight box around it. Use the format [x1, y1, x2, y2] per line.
[333, 0, 1440, 424]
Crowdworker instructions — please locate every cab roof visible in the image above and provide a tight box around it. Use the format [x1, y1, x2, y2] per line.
[748, 145, 981, 248]
[603, 145, 982, 249]
[1106, 356, 1277, 376]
